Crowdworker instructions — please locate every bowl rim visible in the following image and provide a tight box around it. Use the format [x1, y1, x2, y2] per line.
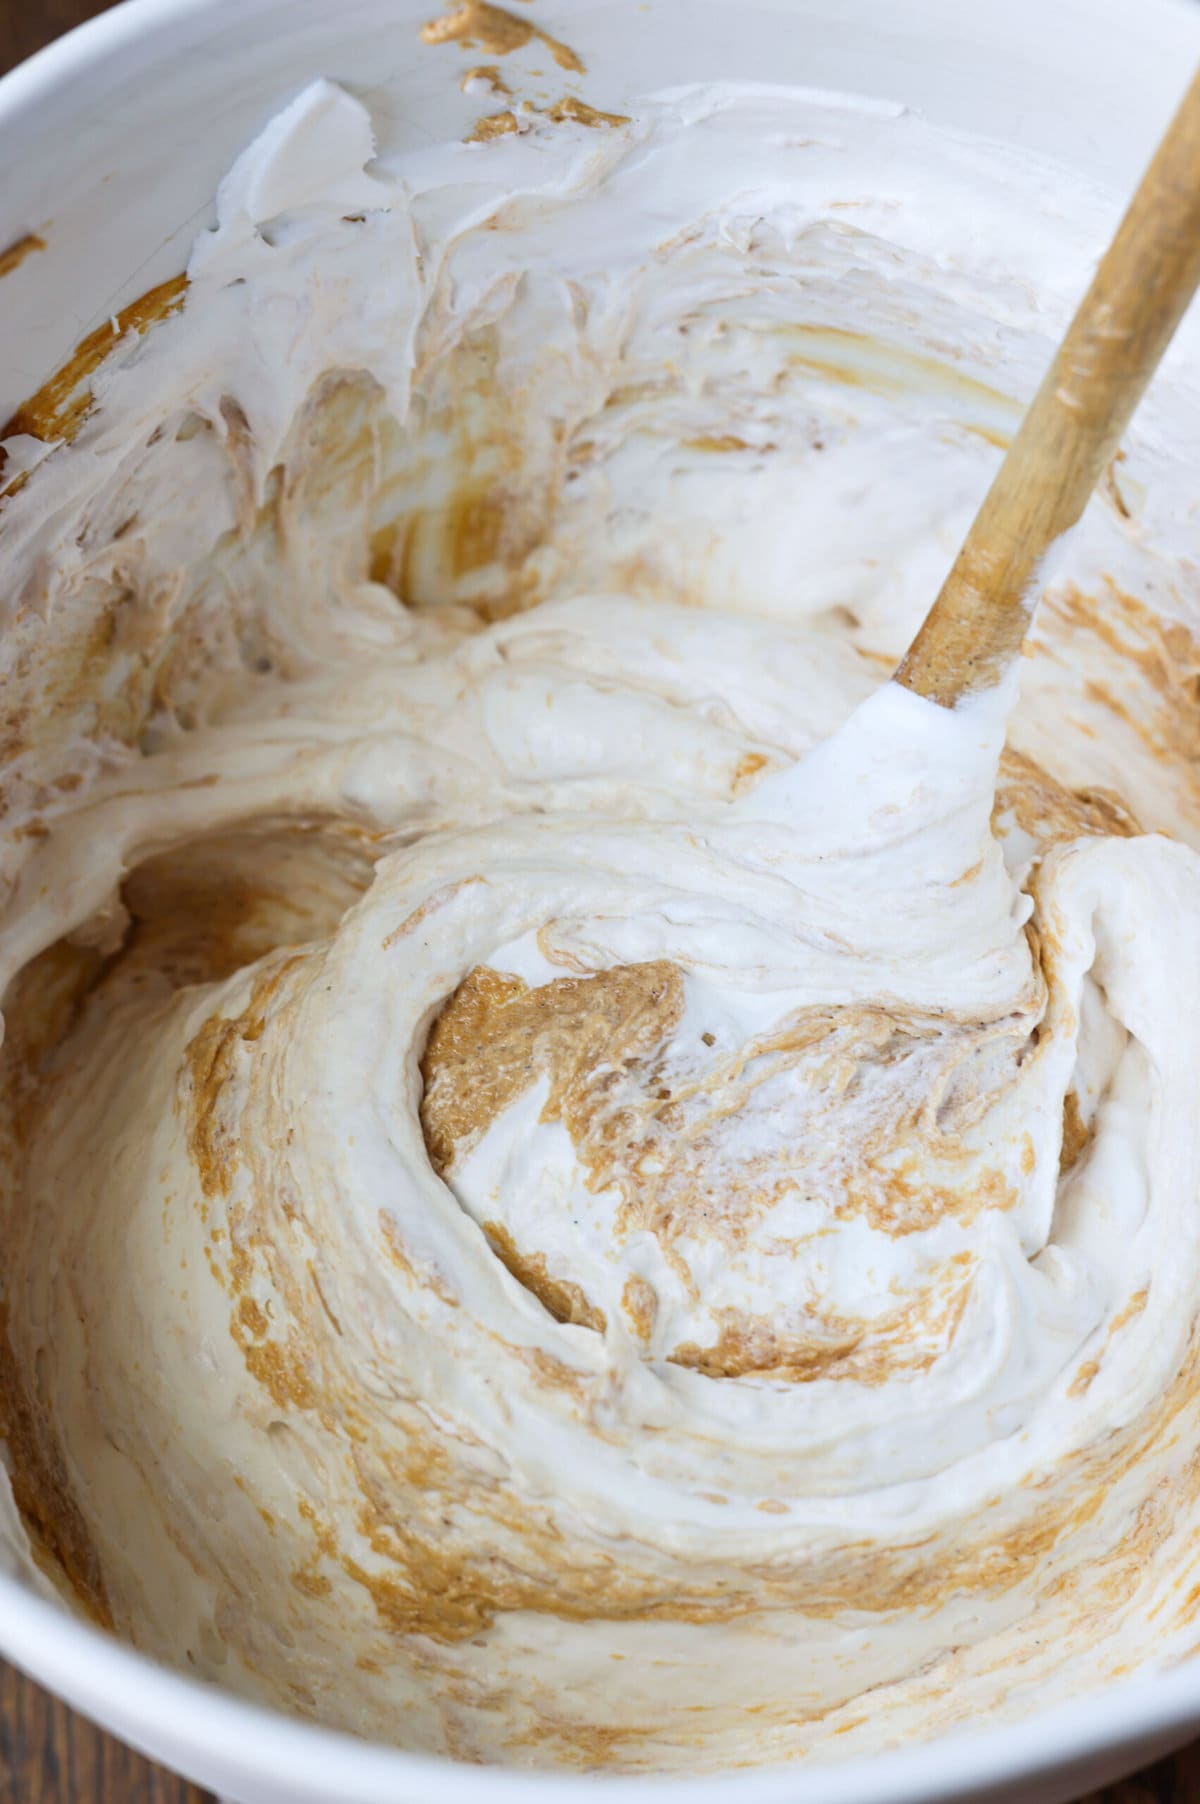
[4, 0, 1200, 1798]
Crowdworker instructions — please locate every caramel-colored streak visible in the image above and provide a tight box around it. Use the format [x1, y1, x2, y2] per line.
[0, 1308, 112, 1627]
[543, 97, 630, 129]
[420, 961, 685, 1175]
[421, 1, 583, 72]
[1112, 1288, 1150, 1334]
[996, 746, 1142, 846]
[839, 1161, 1018, 1238]
[621, 1273, 657, 1341]
[461, 63, 512, 95]
[468, 110, 520, 142]
[467, 100, 630, 143]
[2, 273, 187, 449]
[185, 957, 305, 1201]
[233, 1295, 318, 1411]
[671, 1275, 973, 1386]
[483, 1220, 607, 1330]
[0, 232, 46, 280]
[0, 948, 122, 1627]
[732, 751, 771, 793]
[1044, 582, 1200, 782]
[685, 434, 752, 453]
[1060, 1091, 1093, 1174]
[1068, 1289, 1150, 1397]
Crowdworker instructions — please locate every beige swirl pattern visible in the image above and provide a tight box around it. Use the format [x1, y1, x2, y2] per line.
[4, 78, 1200, 1774]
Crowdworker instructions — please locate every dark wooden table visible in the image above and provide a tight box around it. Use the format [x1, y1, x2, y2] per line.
[0, 2, 1199, 1800]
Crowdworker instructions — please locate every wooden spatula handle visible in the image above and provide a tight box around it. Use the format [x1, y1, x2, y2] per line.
[895, 66, 1200, 708]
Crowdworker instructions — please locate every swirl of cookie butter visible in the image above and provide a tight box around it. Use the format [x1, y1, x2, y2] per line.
[4, 76, 1200, 1776]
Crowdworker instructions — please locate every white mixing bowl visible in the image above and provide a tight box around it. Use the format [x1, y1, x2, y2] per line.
[3, 1, 1200, 1799]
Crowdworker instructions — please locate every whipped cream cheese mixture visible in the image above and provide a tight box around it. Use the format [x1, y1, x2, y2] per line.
[3, 68, 1200, 1774]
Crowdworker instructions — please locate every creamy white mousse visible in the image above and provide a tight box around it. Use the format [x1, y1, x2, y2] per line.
[3, 73, 1200, 1774]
